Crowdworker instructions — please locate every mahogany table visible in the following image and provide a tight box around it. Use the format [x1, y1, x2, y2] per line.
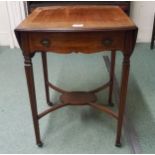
[15, 6, 138, 147]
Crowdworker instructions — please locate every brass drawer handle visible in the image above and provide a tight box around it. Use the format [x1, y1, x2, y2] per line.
[102, 39, 113, 46]
[40, 39, 50, 47]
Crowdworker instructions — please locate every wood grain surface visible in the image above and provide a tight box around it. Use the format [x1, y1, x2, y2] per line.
[14, 5, 138, 147]
[16, 5, 136, 32]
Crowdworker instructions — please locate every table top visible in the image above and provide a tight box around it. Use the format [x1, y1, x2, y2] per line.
[16, 5, 136, 32]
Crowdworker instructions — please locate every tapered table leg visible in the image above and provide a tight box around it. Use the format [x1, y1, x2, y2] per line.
[115, 54, 130, 147]
[108, 51, 116, 106]
[24, 55, 43, 147]
[41, 52, 53, 106]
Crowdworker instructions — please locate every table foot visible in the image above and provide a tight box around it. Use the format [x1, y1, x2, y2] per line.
[115, 142, 121, 147]
[37, 141, 43, 147]
[108, 102, 114, 107]
[47, 101, 53, 106]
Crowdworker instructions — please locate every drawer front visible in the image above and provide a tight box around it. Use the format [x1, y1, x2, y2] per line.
[29, 32, 125, 54]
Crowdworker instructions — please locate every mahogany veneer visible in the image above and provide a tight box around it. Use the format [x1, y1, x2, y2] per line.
[15, 6, 138, 147]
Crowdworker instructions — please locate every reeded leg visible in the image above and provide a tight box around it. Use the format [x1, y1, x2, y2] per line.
[41, 52, 53, 106]
[24, 55, 43, 147]
[108, 51, 116, 106]
[115, 54, 130, 147]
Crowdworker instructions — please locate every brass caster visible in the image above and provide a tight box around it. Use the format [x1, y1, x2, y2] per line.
[109, 102, 114, 107]
[115, 142, 122, 147]
[47, 101, 53, 106]
[37, 142, 43, 147]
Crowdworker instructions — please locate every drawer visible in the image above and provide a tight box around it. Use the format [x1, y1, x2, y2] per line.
[29, 31, 125, 54]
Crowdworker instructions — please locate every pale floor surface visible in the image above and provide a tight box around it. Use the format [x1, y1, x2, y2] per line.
[0, 43, 154, 153]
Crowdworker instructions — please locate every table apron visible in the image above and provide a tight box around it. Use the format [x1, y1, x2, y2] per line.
[28, 31, 125, 54]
